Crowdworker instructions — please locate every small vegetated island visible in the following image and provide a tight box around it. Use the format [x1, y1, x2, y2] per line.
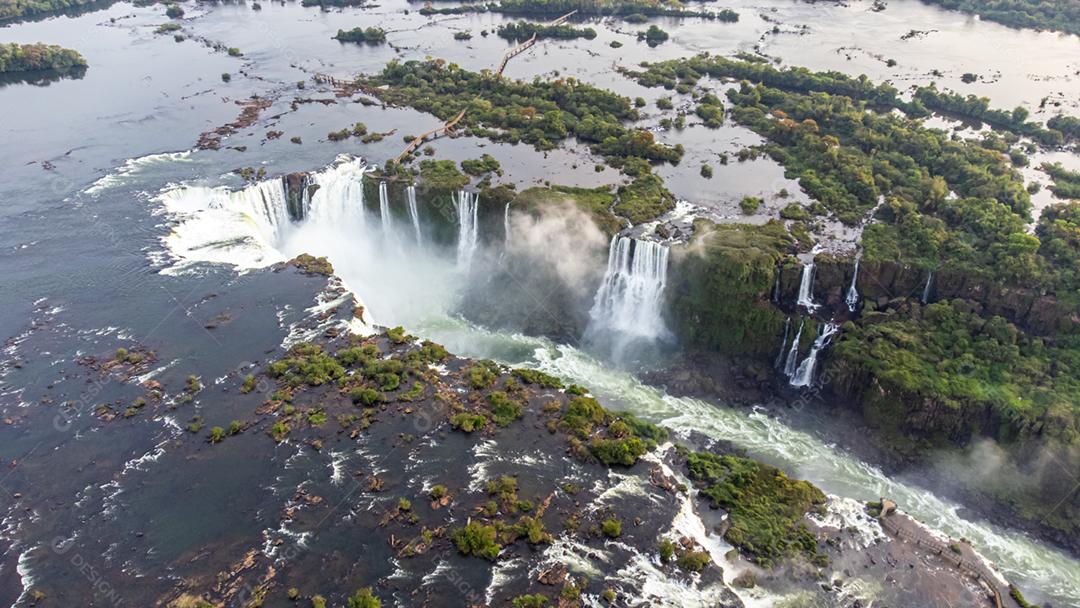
[919, 0, 1080, 37]
[333, 26, 388, 44]
[497, 20, 597, 41]
[0, 0, 108, 21]
[0, 42, 87, 73]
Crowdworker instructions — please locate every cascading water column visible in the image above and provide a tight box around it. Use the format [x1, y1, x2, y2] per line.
[586, 236, 671, 362]
[790, 322, 839, 387]
[783, 319, 803, 378]
[406, 185, 422, 245]
[774, 317, 791, 369]
[379, 181, 393, 239]
[454, 190, 479, 270]
[922, 270, 934, 304]
[845, 254, 861, 312]
[797, 259, 818, 311]
[503, 202, 512, 244]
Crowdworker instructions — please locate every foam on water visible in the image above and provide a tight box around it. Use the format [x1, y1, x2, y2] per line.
[414, 317, 1080, 606]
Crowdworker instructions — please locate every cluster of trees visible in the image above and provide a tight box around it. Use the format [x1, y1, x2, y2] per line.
[1041, 162, 1080, 200]
[918, 0, 1080, 37]
[627, 54, 1079, 146]
[0, 42, 87, 73]
[361, 59, 682, 172]
[830, 299, 1080, 539]
[497, 0, 730, 19]
[497, 20, 597, 41]
[0, 0, 107, 21]
[333, 27, 387, 44]
[913, 85, 1066, 146]
[638, 24, 669, 46]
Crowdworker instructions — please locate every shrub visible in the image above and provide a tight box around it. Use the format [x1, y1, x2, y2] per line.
[165, 4, 184, 18]
[511, 594, 548, 608]
[270, 421, 290, 442]
[676, 550, 711, 572]
[512, 368, 563, 388]
[209, 426, 226, 443]
[779, 203, 810, 220]
[601, 517, 621, 538]
[700, 164, 713, 179]
[350, 387, 381, 406]
[657, 97, 673, 110]
[430, 485, 449, 500]
[240, 374, 256, 394]
[347, 588, 381, 608]
[454, 31, 473, 40]
[227, 420, 243, 435]
[450, 412, 487, 432]
[589, 437, 648, 466]
[739, 196, 762, 214]
[311, 596, 326, 608]
[467, 360, 499, 389]
[487, 392, 523, 426]
[227, 47, 241, 57]
[659, 538, 675, 562]
[453, 521, 501, 560]
[307, 410, 327, 426]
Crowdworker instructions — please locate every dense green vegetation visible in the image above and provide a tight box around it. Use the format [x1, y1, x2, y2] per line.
[627, 55, 1080, 302]
[830, 300, 1080, 540]
[497, 21, 597, 41]
[359, 59, 681, 223]
[1041, 162, 1080, 199]
[669, 220, 792, 356]
[333, 27, 387, 44]
[638, 24, 669, 46]
[0, 43, 86, 73]
[496, 0, 737, 20]
[0, 0, 109, 21]
[919, 0, 1080, 37]
[686, 452, 826, 567]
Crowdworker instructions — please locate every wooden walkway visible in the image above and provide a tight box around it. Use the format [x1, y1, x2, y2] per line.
[393, 109, 467, 163]
[495, 10, 576, 76]
[386, 10, 578, 161]
[878, 499, 1007, 608]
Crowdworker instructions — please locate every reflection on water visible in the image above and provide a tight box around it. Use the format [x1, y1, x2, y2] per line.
[0, 65, 87, 88]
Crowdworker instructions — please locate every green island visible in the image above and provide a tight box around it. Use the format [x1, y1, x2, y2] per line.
[0, 0, 110, 21]
[0, 42, 87, 73]
[333, 27, 388, 44]
[497, 20, 598, 41]
[919, 0, 1080, 37]
[357, 59, 682, 222]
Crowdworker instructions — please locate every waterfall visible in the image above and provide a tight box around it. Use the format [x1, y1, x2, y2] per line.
[845, 255, 861, 312]
[406, 185, 422, 245]
[586, 236, 671, 357]
[772, 270, 781, 303]
[503, 202, 512, 244]
[454, 190, 479, 270]
[783, 320, 803, 378]
[774, 317, 791, 369]
[922, 270, 934, 304]
[306, 162, 366, 228]
[796, 261, 818, 311]
[790, 322, 839, 388]
[378, 181, 393, 238]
